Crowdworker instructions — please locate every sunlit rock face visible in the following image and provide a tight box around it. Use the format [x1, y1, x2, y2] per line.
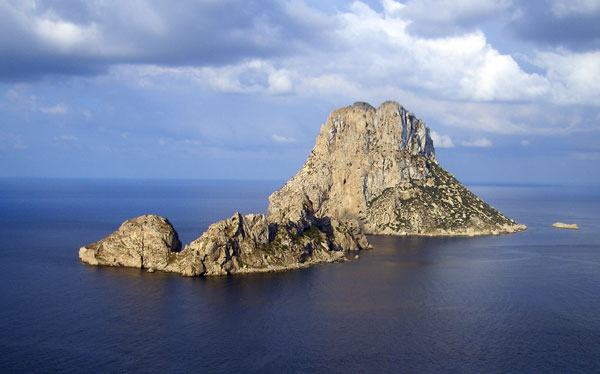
[268, 101, 525, 236]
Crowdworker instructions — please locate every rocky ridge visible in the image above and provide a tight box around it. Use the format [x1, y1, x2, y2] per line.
[79, 100, 525, 276]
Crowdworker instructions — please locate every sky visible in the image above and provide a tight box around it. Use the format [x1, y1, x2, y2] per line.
[1, 0, 599, 185]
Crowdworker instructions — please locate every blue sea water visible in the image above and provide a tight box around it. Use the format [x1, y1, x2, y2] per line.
[0, 179, 599, 373]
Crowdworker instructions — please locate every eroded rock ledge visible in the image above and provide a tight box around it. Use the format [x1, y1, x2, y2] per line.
[79, 100, 526, 276]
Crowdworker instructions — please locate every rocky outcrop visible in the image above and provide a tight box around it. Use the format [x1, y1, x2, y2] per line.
[552, 222, 579, 230]
[268, 101, 525, 236]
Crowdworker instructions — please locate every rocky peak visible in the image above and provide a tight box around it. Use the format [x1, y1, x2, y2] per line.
[321, 101, 434, 158]
[269, 101, 437, 225]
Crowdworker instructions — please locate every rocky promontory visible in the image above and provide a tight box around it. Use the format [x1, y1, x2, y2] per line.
[79, 100, 525, 276]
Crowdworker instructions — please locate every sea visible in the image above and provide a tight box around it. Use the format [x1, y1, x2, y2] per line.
[0, 179, 599, 373]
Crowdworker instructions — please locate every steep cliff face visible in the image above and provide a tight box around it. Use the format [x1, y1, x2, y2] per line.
[268, 101, 525, 236]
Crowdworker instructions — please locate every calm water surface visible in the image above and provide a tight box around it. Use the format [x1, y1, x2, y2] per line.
[0, 179, 599, 373]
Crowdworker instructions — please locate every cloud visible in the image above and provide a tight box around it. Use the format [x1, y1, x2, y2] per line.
[141, 1, 553, 105]
[550, 0, 600, 18]
[461, 137, 493, 147]
[4, 0, 599, 109]
[571, 151, 600, 160]
[400, 0, 513, 37]
[296, 2, 549, 103]
[521, 139, 529, 146]
[430, 131, 455, 148]
[1, 0, 599, 142]
[40, 104, 69, 114]
[2, 86, 37, 110]
[194, 60, 294, 94]
[54, 135, 78, 141]
[0, 0, 333, 81]
[532, 50, 600, 105]
[272, 134, 296, 143]
[298, 74, 361, 97]
[0, 135, 25, 150]
[509, 1, 600, 51]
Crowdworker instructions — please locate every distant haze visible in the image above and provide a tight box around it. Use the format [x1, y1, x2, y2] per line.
[0, 0, 598, 185]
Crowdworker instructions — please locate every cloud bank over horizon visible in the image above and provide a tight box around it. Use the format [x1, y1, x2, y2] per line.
[1, 0, 599, 184]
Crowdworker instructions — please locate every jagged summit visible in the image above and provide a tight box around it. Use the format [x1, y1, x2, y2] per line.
[268, 101, 525, 236]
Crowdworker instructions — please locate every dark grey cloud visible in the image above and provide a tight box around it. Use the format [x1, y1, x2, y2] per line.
[0, 0, 334, 81]
[385, 0, 600, 52]
[399, 0, 513, 38]
[509, 2, 600, 52]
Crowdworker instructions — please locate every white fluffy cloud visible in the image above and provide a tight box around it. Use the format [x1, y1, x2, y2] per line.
[532, 50, 600, 105]
[333, 3, 551, 103]
[461, 138, 493, 147]
[430, 131, 455, 148]
[272, 134, 296, 143]
[40, 104, 69, 115]
[194, 61, 294, 95]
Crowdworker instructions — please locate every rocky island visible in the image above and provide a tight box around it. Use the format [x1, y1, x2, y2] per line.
[269, 101, 525, 236]
[552, 222, 579, 230]
[79, 101, 526, 276]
